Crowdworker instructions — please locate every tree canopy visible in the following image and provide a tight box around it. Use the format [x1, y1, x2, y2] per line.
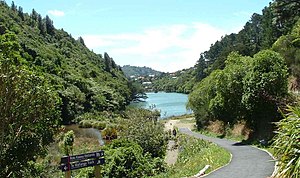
[188, 50, 288, 138]
[0, 1, 135, 124]
[0, 32, 61, 177]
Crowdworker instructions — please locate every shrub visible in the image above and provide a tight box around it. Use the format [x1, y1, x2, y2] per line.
[103, 139, 166, 177]
[121, 108, 168, 158]
[272, 106, 300, 178]
[79, 120, 106, 130]
[102, 125, 118, 140]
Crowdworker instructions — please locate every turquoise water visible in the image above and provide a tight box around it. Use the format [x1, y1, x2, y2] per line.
[131, 92, 192, 118]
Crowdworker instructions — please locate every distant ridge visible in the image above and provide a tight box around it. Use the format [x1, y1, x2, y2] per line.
[122, 65, 163, 78]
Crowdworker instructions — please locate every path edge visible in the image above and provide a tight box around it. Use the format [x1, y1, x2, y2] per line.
[180, 128, 233, 178]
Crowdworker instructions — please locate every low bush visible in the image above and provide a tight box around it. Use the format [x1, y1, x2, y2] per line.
[103, 139, 166, 177]
[272, 106, 300, 178]
[78, 120, 106, 130]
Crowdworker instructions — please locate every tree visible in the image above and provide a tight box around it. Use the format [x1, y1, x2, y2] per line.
[38, 14, 46, 35]
[243, 50, 288, 112]
[17, 6, 24, 21]
[242, 50, 288, 137]
[11, 1, 16, 11]
[0, 32, 61, 177]
[77, 36, 86, 47]
[128, 80, 147, 101]
[104, 52, 111, 72]
[195, 53, 207, 81]
[209, 52, 251, 123]
[272, 0, 300, 34]
[189, 50, 288, 137]
[45, 15, 54, 35]
[272, 19, 300, 87]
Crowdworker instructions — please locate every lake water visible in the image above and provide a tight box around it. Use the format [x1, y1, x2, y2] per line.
[131, 92, 192, 118]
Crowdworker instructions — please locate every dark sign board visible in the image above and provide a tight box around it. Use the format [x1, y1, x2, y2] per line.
[61, 150, 104, 164]
[60, 158, 105, 172]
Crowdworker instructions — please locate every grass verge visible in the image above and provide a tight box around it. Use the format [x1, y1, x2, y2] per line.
[151, 134, 231, 178]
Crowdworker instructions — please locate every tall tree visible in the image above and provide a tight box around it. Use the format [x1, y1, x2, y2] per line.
[195, 53, 207, 81]
[45, 15, 54, 35]
[37, 14, 46, 35]
[272, 0, 300, 34]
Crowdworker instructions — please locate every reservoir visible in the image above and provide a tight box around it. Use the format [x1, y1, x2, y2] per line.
[131, 92, 192, 118]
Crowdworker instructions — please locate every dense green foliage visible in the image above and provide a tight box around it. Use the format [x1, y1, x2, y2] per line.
[24, 107, 167, 177]
[155, 0, 300, 94]
[0, 32, 61, 177]
[61, 130, 75, 155]
[153, 68, 195, 93]
[121, 108, 167, 158]
[198, 0, 300, 75]
[273, 19, 300, 88]
[272, 106, 300, 178]
[104, 139, 166, 178]
[0, 1, 133, 124]
[188, 50, 288, 138]
[122, 65, 163, 78]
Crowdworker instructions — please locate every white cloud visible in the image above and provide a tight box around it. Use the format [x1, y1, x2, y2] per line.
[82, 22, 228, 72]
[48, 10, 65, 17]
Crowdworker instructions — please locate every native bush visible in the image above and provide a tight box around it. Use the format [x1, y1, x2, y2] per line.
[103, 139, 166, 178]
[272, 106, 300, 178]
[0, 32, 61, 177]
[188, 50, 288, 137]
[121, 108, 167, 158]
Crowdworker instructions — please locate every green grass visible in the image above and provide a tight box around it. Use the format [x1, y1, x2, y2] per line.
[166, 114, 194, 120]
[195, 128, 246, 142]
[151, 134, 231, 178]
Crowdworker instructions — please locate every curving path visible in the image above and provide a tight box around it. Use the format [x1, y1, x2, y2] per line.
[179, 128, 275, 178]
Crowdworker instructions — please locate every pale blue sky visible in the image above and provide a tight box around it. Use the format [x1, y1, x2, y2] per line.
[11, 0, 271, 72]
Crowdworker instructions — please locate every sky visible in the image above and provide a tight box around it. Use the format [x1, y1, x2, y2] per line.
[11, 0, 271, 72]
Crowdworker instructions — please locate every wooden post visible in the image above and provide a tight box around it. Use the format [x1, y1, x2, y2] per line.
[94, 165, 101, 178]
[65, 170, 71, 178]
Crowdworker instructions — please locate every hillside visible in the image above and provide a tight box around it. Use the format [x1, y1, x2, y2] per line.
[154, 0, 300, 93]
[0, 2, 133, 124]
[152, 68, 195, 93]
[122, 65, 163, 78]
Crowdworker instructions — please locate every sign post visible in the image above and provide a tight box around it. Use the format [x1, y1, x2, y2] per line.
[59, 150, 105, 178]
[65, 170, 71, 178]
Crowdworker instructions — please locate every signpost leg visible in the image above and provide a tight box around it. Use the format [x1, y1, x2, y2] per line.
[65, 170, 71, 178]
[95, 165, 101, 178]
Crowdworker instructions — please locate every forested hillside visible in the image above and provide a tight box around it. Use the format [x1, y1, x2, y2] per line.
[154, 0, 300, 93]
[186, 0, 300, 135]
[152, 68, 195, 93]
[0, 1, 134, 124]
[0, 2, 139, 176]
[122, 65, 163, 78]
[195, 0, 300, 81]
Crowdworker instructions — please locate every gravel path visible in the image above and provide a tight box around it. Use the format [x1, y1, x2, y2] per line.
[179, 128, 275, 178]
[164, 120, 179, 165]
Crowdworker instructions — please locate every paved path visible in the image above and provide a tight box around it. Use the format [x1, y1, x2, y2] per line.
[179, 128, 275, 178]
